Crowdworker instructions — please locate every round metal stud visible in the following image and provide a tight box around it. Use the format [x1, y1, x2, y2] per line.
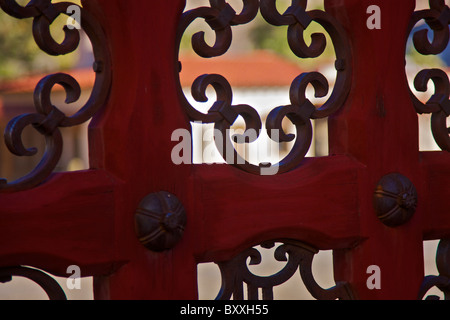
[134, 191, 186, 252]
[373, 173, 418, 228]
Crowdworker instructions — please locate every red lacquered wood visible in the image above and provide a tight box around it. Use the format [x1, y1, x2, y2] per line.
[0, 170, 121, 276]
[421, 152, 450, 240]
[191, 156, 363, 263]
[328, 0, 425, 299]
[0, 0, 449, 301]
[85, 0, 197, 299]
[82, 0, 450, 300]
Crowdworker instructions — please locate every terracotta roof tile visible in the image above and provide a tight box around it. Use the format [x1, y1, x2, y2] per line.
[0, 51, 310, 94]
[179, 50, 305, 88]
[0, 68, 96, 94]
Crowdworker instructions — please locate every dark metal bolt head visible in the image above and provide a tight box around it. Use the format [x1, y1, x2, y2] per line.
[399, 191, 416, 210]
[373, 173, 418, 228]
[162, 212, 179, 231]
[93, 61, 103, 73]
[134, 191, 186, 252]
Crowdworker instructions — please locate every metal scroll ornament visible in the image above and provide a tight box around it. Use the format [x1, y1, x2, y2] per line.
[214, 240, 354, 300]
[408, 0, 450, 151]
[0, 0, 111, 192]
[0, 265, 67, 300]
[176, 0, 352, 175]
[418, 239, 450, 300]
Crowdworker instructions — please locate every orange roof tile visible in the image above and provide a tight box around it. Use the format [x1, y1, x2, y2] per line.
[179, 50, 305, 88]
[0, 50, 308, 94]
[0, 68, 96, 94]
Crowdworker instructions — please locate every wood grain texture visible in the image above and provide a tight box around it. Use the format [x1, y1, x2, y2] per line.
[0, 170, 121, 276]
[0, 0, 449, 301]
[421, 151, 450, 240]
[84, 0, 197, 299]
[191, 156, 363, 263]
[328, 0, 425, 299]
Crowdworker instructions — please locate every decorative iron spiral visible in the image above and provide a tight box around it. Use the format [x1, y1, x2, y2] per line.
[0, 0, 111, 192]
[418, 239, 450, 300]
[215, 240, 353, 300]
[0, 265, 67, 300]
[408, 0, 450, 151]
[176, 0, 352, 175]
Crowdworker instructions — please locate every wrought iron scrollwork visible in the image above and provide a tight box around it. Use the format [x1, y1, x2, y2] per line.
[176, 0, 352, 175]
[408, 0, 450, 151]
[418, 239, 450, 300]
[0, 0, 111, 192]
[214, 240, 354, 300]
[0, 265, 67, 300]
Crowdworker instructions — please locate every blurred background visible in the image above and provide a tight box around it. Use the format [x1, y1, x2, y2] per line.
[0, 0, 447, 299]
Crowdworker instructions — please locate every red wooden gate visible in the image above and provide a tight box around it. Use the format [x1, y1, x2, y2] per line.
[0, 0, 449, 300]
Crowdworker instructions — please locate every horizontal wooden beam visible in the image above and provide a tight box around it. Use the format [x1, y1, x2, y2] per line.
[190, 155, 364, 262]
[0, 169, 124, 277]
[421, 151, 450, 240]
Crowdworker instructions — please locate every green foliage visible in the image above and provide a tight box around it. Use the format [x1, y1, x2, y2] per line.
[0, 12, 39, 79]
[246, 0, 336, 67]
[0, 0, 82, 80]
[248, 14, 336, 68]
[406, 37, 445, 68]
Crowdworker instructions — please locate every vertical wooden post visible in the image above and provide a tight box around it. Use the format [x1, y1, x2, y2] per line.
[328, 0, 424, 299]
[85, 0, 198, 299]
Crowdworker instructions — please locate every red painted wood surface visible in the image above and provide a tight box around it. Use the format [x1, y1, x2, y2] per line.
[191, 156, 363, 263]
[328, 0, 445, 299]
[0, 0, 449, 300]
[421, 152, 450, 240]
[0, 170, 121, 276]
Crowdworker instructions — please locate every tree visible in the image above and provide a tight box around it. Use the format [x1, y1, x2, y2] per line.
[0, 0, 82, 80]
